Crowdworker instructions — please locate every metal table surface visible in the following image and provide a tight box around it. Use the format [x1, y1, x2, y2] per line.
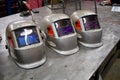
[0, 7, 119, 80]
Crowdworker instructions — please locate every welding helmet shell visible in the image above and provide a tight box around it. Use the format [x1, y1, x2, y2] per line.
[42, 14, 79, 55]
[71, 10, 103, 48]
[6, 20, 46, 69]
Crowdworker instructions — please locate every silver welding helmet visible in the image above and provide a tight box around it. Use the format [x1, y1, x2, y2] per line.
[6, 20, 46, 69]
[42, 14, 79, 55]
[71, 10, 103, 48]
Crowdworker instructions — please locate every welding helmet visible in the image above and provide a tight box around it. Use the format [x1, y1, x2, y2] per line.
[42, 14, 79, 55]
[71, 10, 103, 48]
[6, 20, 46, 69]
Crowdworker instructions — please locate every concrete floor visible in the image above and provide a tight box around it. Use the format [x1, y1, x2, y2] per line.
[104, 58, 120, 80]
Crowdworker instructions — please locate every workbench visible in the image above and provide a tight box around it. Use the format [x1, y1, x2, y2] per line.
[0, 7, 119, 80]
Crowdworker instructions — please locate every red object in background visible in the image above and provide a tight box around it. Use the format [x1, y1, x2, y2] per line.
[27, 0, 43, 9]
